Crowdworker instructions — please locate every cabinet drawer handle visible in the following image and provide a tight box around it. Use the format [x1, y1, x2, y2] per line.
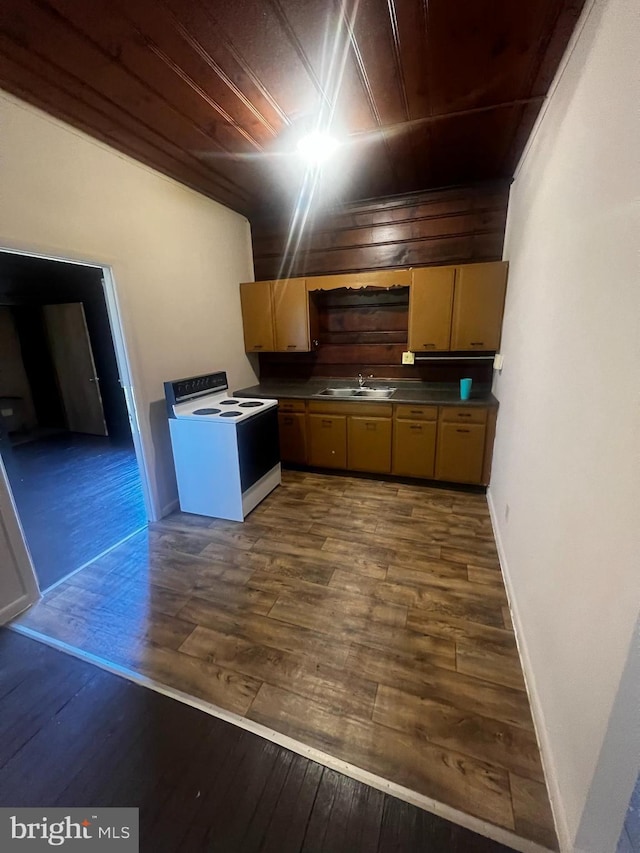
[457, 413, 471, 418]
[321, 420, 332, 426]
[253, 344, 263, 349]
[470, 342, 484, 346]
[456, 428, 470, 433]
[287, 344, 297, 349]
[409, 425, 422, 431]
[365, 423, 376, 431]
[410, 409, 423, 414]
[422, 343, 435, 348]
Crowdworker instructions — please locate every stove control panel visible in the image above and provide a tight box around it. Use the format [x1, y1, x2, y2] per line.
[164, 371, 228, 408]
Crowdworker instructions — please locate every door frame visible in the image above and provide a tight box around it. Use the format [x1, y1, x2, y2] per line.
[0, 454, 40, 622]
[0, 246, 154, 523]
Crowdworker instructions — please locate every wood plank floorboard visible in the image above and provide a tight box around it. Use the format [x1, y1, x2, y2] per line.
[0, 631, 517, 853]
[13, 468, 557, 849]
[3, 433, 146, 589]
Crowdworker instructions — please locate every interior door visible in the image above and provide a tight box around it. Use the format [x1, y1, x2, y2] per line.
[0, 456, 39, 624]
[43, 303, 108, 435]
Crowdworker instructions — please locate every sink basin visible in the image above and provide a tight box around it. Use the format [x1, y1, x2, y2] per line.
[355, 388, 396, 398]
[316, 388, 359, 397]
[316, 387, 396, 399]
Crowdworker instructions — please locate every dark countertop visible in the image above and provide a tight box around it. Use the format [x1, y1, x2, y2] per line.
[234, 379, 497, 408]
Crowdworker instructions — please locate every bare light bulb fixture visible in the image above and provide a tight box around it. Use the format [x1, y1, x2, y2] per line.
[296, 131, 340, 166]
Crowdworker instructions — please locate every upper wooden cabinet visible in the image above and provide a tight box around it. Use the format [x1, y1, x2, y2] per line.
[408, 261, 508, 353]
[239, 280, 275, 352]
[273, 278, 309, 351]
[240, 278, 312, 352]
[408, 266, 455, 352]
[241, 261, 507, 355]
[450, 261, 508, 351]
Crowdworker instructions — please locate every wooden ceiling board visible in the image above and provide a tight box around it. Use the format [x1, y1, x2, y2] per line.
[0, 0, 586, 220]
[273, 0, 377, 133]
[425, 0, 561, 113]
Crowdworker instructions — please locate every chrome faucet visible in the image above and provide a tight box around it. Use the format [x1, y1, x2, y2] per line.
[357, 373, 374, 388]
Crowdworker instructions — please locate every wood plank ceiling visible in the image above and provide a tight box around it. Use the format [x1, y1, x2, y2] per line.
[0, 0, 585, 221]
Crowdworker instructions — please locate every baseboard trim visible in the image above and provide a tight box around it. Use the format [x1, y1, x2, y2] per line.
[10, 621, 552, 853]
[486, 489, 571, 853]
[160, 498, 179, 518]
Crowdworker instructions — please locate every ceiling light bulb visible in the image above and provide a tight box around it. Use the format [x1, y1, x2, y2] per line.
[296, 132, 340, 166]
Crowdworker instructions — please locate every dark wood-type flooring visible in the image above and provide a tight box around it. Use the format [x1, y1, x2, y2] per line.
[2, 432, 146, 589]
[13, 469, 557, 849]
[0, 630, 518, 853]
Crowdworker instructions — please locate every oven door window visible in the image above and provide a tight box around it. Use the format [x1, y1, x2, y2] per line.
[237, 408, 280, 492]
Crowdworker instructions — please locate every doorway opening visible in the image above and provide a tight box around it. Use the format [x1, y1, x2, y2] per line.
[0, 250, 151, 591]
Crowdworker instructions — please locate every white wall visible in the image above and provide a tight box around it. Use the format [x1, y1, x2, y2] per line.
[0, 90, 257, 518]
[488, 1, 640, 850]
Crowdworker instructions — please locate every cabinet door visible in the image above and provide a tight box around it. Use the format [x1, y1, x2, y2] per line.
[273, 278, 309, 351]
[392, 420, 437, 478]
[450, 262, 508, 351]
[435, 422, 486, 484]
[240, 281, 274, 352]
[278, 412, 307, 464]
[347, 417, 392, 473]
[408, 267, 455, 352]
[307, 414, 347, 469]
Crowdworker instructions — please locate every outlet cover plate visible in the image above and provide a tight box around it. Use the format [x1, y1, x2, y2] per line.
[402, 351, 415, 365]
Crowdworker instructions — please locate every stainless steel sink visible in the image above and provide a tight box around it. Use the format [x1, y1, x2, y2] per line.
[355, 388, 396, 398]
[316, 387, 396, 399]
[316, 388, 359, 397]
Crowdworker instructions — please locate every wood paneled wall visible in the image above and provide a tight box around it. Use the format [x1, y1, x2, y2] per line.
[251, 181, 509, 282]
[255, 182, 506, 383]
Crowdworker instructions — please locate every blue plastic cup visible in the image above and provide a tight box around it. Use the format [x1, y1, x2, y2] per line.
[460, 378, 472, 401]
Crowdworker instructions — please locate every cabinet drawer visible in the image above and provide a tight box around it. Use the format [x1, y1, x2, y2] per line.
[307, 414, 347, 469]
[440, 406, 488, 424]
[308, 400, 391, 418]
[278, 398, 306, 413]
[392, 420, 437, 479]
[394, 404, 438, 421]
[347, 417, 392, 474]
[435, 422, 486, 484]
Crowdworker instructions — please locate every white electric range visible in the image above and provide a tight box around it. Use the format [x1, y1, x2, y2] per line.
[164, 371, 280, 521]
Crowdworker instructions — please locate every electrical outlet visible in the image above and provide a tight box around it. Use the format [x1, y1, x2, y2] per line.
[402, 351, 415, 365]
[493, 353, 504, 371]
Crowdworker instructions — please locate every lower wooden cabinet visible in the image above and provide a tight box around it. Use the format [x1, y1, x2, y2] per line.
[307, 414, 347, 469]
[348, 417, 392, 473]
[435, 421, 486, 484]
[278, 411, 307, 464]
[274, 396, 493, 486]
[392, 419, 437, 479]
